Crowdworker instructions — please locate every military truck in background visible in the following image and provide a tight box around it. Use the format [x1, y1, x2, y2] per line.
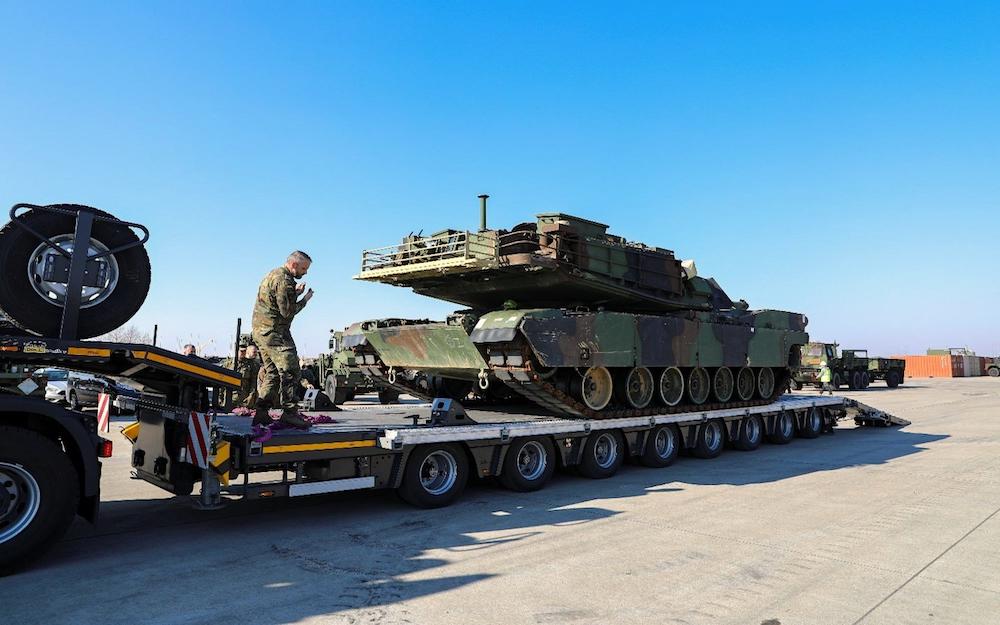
[864, 353, 906, 387]
[984, 357, 1000, 377]
[318, 324, 400, 404]
[793, 343, 904, 390]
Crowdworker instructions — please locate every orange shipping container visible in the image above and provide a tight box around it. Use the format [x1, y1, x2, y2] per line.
[893, 355, 964, 378]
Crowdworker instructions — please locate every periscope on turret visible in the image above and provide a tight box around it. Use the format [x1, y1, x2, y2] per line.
[355, 205, 808, 418]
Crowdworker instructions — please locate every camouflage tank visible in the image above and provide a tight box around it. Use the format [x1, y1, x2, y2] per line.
[355, 201, 808, 418]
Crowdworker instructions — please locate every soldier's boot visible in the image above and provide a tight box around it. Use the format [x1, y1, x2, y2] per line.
[279, 410, 311, 429]
[252, 405, 272, 427]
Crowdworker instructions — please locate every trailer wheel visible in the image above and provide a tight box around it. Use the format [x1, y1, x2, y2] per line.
[0, 205, 151, 339]
[886, 370, 900, 387]
[733, 415, 763, 451]
[397, 444, 468, 508]
[767, 410, 795, 445]
[640, 424, 680, 468]
[0, 427, 79, 575]
[324, 375, 348, 405]
[500, 437, 555, 492]
[797, 407, 823, 439]
[692, 420, 725, 459]
[578, 431, 624, 479]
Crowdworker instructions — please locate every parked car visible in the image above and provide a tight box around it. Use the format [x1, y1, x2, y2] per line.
[41, 368, 71, 403]
[41, 368, 140, 414]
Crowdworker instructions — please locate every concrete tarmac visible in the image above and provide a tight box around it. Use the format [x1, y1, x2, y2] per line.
[3, 377, 999, 625]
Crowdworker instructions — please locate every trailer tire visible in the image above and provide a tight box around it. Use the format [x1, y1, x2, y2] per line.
[798, 407, 823, 439]
[640, 424, 680, 468]
[397, 444, 468, 508]
[0, 427, 79, 575]
[692, 420, 725, 459]
[578, 431, 624, 479]
[767, 411, 795, 445]
[733, 415, 763, 451]
[499, 437, 556, 492]
[887, 370, 900, 388]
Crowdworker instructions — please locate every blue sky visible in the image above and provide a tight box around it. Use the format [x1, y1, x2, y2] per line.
[2, 2, 998, 356]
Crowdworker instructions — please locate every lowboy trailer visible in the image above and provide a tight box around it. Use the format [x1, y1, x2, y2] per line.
[1, 328, 907, 573]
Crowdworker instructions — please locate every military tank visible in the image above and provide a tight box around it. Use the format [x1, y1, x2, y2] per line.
[355, 198, 808, 418]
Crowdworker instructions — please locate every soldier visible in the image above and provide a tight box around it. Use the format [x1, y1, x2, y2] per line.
[237, 344, 261, 408]
[251, 251, 315, 427]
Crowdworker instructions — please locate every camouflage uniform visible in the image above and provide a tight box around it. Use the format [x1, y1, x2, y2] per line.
[252, 267, 308, 411]
[236, 356, 261, 407]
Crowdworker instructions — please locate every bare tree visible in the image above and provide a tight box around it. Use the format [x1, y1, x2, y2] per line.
[96, 324, 152, 344]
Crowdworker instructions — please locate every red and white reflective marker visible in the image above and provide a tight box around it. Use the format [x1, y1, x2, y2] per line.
[186, 412, 212, 469]
[97, 392, 111, 433]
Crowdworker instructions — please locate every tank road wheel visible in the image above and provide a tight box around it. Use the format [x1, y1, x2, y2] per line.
[767, 410, 795, 445]
[713, 367, 735, 403]
[861, 372, 871, 389]
[500, 437, 556, 492]
[734, 415, 764, 451]
[688, 367, 711, 405]
[0, 205, 151, 339]
[579, 430, 625, 479]
[757, 367, 776, 399]
[397, 444, 468, 508]
[736, 367, 755, 401]
[0, 427, 80, 574]
[798, 407, 823, 439]
[692, 420, 725, 459]
[640, 424, 680, 468]
[619, 367, 655, 409]
[886, 370, 901, 388]
[658, 367, 685, 406]
[576, 366, 614, 412]
[850, 371, 862, 390]
[832, 373, 842, 389]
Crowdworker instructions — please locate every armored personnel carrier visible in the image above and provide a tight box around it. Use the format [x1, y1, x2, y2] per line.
[356, 201, 808, 418]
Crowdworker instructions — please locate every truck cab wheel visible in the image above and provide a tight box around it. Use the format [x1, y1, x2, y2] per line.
[832, 373, 842, 389]
[500, 437, 556, 492]
[886, 371, 900, 387]
[397, 444, 468, 508]
[861, 372, 870, 389]
[850, 371, 862, 390]
[0, 427, 80, 574]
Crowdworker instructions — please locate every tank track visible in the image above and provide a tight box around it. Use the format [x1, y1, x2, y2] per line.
[357, 364, 435, 401]
[488, 345, 790, 420]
